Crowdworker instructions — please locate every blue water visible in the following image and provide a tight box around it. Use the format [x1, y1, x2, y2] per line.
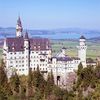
[31, 32, 100, 39]
[0, 32, 100, 39]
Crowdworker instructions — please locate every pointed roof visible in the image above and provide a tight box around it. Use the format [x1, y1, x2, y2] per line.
[80, 35, 86, 39]
[62, 47, 66, 49]
[24, 31, 29, 39]
[17, 16, 22, 27]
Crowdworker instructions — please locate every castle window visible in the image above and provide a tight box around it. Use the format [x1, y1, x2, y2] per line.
[10, 61, 13, 63]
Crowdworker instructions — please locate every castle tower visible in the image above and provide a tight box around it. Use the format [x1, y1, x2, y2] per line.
[24, 31, 30, 75]
[61, 47, 66, 57]
[16, 16, 23, 37]
[77, 36, 87, 67]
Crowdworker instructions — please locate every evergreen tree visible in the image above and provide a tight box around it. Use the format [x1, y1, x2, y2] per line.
[45, 70, 54, 97]
[27, 68, 33, 87]
[27, 68, 34, 97]
[0, 65, 8, 87]
[32, 65, 46, 97]
[0, 60, 12, 99]
[10, 73, 20, 93]
[77, 62, 83, 75]
[0, 65, 8, 100]
[33, 66, 45, 88]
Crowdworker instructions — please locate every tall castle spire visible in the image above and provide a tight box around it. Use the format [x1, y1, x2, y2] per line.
[16, 16, 23, 37]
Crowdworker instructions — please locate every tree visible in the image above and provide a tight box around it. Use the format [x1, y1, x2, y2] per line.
[32, 66, 46, 97]
[10, 73, 20, 93]
[77, 62, 83, 75]
[45, 70, 55, 98]
[95, 64, 100, 79]
[0, 60, 12, 99]
[27, 68, 34, 97]
[27, 68, 33, 87]
[0, 65, 8, 87]
[33, 66, 46, 88]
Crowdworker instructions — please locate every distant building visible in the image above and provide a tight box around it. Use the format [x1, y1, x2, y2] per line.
[86, 58, 96, 67]
[96, 56, 100, 66]
[3, 17, 87, 87]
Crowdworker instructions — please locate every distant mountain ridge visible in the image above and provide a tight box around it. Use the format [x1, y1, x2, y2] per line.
[0, 27, 100, 39]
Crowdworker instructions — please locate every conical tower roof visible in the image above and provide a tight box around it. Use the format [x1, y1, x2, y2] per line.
[80, 35, 86, 39]
[17, 16, 22, 27]
[24, 31, 29, 39]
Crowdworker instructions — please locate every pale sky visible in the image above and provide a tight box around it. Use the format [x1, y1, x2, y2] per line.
[0, 0, 100, 30]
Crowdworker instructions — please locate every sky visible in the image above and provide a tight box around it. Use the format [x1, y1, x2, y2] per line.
[0, 0, 100, 30]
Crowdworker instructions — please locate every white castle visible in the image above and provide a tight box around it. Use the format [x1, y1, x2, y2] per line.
[3, 17, 87, 86]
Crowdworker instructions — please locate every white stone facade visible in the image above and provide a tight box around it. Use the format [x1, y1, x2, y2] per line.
[3, 17, 87, 86]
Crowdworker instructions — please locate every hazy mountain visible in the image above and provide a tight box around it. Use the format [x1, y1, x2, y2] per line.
[0, 27, 100, 39]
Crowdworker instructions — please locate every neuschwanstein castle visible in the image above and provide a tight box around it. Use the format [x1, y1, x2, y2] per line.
[3, 17, 87, 86]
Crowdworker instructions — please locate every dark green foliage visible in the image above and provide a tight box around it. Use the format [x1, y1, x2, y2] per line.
[0, 87, 8, 100]
[0, 62, 8, 87]
[32, 66, 46, 93]
[0, 60, 12, 100]
[95, 64, 100, 79]
[1, 58, 100, 99]
[27, 68, 33, 87]
[77, 62, 83, 75]
[10, 73, 20, 93]
[32, 88, 43, 100]
[45, 70, 55, 98]
[53, 86, 64, 99]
